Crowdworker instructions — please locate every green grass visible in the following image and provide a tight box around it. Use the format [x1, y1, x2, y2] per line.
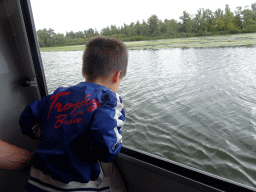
[40, 33, 256, 52]
[40, 45, 85, 52]
[125, 33, 256, 50]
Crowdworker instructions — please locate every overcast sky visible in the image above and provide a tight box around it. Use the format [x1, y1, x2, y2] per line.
[30, 0, 256, 34]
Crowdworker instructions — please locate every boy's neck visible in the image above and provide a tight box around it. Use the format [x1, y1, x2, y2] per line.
[86, 78, 119, 93]
[86, 78, 108, 88]
[85, 71, 122, 93]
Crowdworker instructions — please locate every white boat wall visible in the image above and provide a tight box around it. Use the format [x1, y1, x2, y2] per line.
[0, 0, 255, 191]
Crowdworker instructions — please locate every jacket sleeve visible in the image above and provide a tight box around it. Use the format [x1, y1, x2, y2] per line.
[19, 99, 44, 140]
[89, 94, 125, 162]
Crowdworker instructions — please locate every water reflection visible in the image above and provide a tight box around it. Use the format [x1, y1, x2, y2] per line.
[42, 47, 256, 188]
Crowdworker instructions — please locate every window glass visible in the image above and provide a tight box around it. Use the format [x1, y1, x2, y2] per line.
[31, 0, 256, 189]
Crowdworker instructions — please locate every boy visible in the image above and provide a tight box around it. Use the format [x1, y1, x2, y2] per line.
[19, 37, 128, 192]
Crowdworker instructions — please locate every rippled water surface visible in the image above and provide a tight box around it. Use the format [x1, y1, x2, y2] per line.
[41, 47, 256, 189]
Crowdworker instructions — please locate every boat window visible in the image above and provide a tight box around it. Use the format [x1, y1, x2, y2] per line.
[31, 0, 256, 190]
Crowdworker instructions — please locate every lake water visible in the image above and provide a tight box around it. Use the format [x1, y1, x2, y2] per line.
[41, 47, 256, 189]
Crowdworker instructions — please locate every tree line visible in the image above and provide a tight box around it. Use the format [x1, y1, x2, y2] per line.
[37, 3, 256, 47]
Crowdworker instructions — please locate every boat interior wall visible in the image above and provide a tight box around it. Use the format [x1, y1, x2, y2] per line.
[115, 155, 206, 192]
[116, 148, 222, 192]
[0, 0, 43, 191]
[117, 147, 256, 192]
[0, 0, 41, 150]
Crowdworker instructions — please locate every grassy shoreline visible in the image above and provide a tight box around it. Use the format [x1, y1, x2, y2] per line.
[40, 33, 256, 52]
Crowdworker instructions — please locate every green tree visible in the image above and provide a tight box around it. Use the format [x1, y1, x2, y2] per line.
[84, 28, 91, 38]
[84, 28, 98, 38]
[110, 25, 118, 35]
[52, 33, 66, 46]
[209, 19, 217, 32]
[214, 8, 224, 19]
[241, 8, 255, 23]
[100, 26, 111, 36]
[251, 3, 256, 20]
[233, 6, 243, 29]
[66, 30, 76, 39]
[241, 5, 256, 32]
[94, 29, 99, 36]
[126, 22, 137, 36]
[160, 19, 179, 35]
[159, 20, 167, 34]
[233, 15, 243, 29]
[120, 26, 124, 34]
[194, 8, 211, 34]
[235, 6, 242, 15]
[179, 11, 192, 33]
[227, 22, 239, 33]
[37, 28, 55, 47]
[117, 26, 122, 34]
[147, 14, 161, 36]
[122, 23, 128, 35]
[243, 18, 256, 32]
[223, 4, 234, 30]
[252, 2, 256, 12]
[135, 20, 141, 35]
[166, 19, 179, 35]
[216, 19, 225, 31]
[199, 9, 214, 33]
[75, 31, 84, 38]
[140, 20, 149, 36]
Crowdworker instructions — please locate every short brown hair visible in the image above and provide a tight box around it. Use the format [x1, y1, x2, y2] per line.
[82, 37, 128, 81]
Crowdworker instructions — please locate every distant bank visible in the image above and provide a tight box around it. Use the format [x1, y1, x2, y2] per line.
[40, 33, 256, 52]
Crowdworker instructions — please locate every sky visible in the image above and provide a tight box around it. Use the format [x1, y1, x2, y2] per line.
[30, 0, 256, 34]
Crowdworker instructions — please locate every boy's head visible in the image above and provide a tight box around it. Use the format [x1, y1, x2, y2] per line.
[82, 37, 128, 83]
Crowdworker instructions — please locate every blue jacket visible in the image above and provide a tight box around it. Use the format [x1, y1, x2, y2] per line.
[19, 82, 125, 192]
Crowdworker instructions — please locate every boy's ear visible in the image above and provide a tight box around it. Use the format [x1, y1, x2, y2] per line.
[112, 71, 122, 83]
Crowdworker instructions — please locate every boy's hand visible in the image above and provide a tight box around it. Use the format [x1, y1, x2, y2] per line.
[32, 124, 41, 140]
